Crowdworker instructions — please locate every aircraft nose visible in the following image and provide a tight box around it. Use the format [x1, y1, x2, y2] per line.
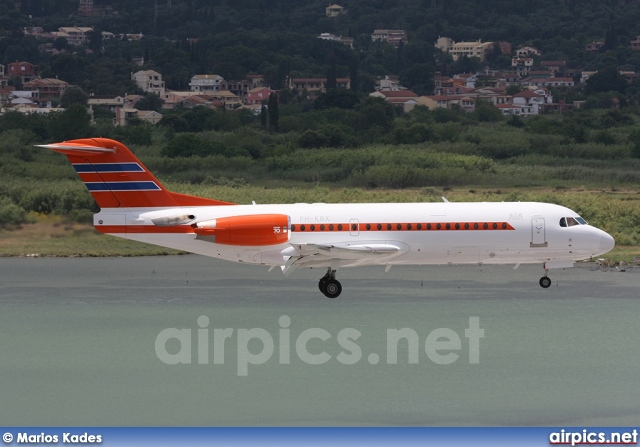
[599, 232, 615, 254]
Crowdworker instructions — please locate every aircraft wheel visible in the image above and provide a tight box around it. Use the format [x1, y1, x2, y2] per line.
[539, 276, 552, 288]
[318, 277, 328, 294]
[324, 279, 342, 299]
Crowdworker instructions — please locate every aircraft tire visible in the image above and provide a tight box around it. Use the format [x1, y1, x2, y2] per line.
[324, 279, 342, 298]
[318, 278, 328, 294]
[539, 276, 552, 288]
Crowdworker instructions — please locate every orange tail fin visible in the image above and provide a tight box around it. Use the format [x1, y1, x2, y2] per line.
[38, 138, 235, 209]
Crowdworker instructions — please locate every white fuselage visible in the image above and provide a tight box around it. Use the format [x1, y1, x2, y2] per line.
[94, 201, 614, 269]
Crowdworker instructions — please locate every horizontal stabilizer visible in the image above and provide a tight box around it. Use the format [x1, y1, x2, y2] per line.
[151, 214, 196, 226]
[36, 143, 116, 154]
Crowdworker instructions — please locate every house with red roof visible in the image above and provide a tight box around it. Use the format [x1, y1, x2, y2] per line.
[498, 41, 512, 55]
[512, 57, 533, 75]
[244, 87, 274, 105]
[416, 95, 476, 112]
[512, 88, 550, 114]
[23, 78, 69, 99]
[586, 41, 604, 52]
[516, 46, 541, 57]
[523, 77, 574, 88]
[370, 89, 419, 112]
[181, 94, 226, 110]
[289, 78, 350, 92]
[8, 61, 39, 83]
[541, 60, 566, 74]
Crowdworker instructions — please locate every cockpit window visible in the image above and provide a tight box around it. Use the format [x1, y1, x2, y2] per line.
[560, 216, 588, 227]
[566, 217, 579, 227]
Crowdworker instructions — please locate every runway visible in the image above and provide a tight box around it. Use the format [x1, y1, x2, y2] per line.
[0, 255, 639, 425]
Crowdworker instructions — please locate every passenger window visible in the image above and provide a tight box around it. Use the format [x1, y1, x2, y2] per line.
[559, 217, 567, 227]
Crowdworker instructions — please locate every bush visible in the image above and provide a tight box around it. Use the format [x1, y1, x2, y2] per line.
[0, 197, 29, 226]
[506, 115, 525, 128]
[393, 123, 432, 144]
[162, 133, 250, 158]
[299, 130, 328, 149]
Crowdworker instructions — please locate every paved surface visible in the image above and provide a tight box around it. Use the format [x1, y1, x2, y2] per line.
[0, 256, 638, 425]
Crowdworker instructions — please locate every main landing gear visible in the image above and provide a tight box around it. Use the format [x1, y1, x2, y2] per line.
[319, 269, 342, 298]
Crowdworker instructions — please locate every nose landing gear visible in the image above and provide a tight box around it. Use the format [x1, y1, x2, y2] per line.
[319, 269, 342, 298]
[539, 265, 552, 288]
[539, 276, 552, 288]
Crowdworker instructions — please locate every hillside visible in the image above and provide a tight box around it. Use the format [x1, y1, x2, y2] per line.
[3, 0, 640, 87]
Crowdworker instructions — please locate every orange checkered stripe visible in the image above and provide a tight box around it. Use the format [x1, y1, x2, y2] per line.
[291, 222, 515, 232]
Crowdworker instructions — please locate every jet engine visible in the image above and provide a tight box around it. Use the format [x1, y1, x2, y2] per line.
[194, 214, 290, 246]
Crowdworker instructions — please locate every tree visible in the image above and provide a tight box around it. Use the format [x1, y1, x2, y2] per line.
[314, 89, 361, 110]
[506, 85, 524, 95]
[451, 55, 482, 75]
[602, 24, 617, 52]
[53, 37, 70, 52]
[629, 129, 640, 158]
[87, 28, 103, 54]
[349, 56, 359, 92]
[48, 104, 93, 141]
[396, 40, 405, 72]
[260, 104, 267, 128]
[326, 51, 337, 90]
[136, 94, 164, 112]
[48, 54, 89, 84]
[158, 115, 189, 133]
[268, 92, 279, 132]
[60, 86, 89, 108]
[473, 101, 504, 123]
[585, 66, 627, 94]
[299, 130, 328, 148]
[162, 133, 203, 157]
[354, 97, 395, 133]
[506, 115, 525, 128]
[399, 63, 435, 96]
[181, 107, 217, 132]
[274, 58, 289, 90]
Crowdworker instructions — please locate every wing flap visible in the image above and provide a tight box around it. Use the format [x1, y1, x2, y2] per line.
[280, 241, 409, 275]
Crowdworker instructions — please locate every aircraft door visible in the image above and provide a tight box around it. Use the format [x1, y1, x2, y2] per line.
[530, 218, 548, 247]
[349, 219, 359, 236]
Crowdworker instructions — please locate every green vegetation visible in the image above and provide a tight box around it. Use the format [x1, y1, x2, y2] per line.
[0, 214, 183, 257]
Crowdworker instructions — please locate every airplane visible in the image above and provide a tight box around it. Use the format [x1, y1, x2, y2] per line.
[38, 138, 616, 298]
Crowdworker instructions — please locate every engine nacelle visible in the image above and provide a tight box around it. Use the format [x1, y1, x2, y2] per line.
[194, 214, 290, 246]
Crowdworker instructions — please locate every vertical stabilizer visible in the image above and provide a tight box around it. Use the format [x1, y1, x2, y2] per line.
[37, 138, 235, 209]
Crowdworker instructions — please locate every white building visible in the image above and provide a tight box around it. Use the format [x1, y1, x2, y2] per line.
[435, 37, 494, 62]
[131, 70, 165, 97]
[55, 27, 94, 45]
[189, 74, 224, 93]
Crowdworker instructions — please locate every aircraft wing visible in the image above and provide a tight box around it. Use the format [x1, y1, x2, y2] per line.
[280, 242, 409, 275]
